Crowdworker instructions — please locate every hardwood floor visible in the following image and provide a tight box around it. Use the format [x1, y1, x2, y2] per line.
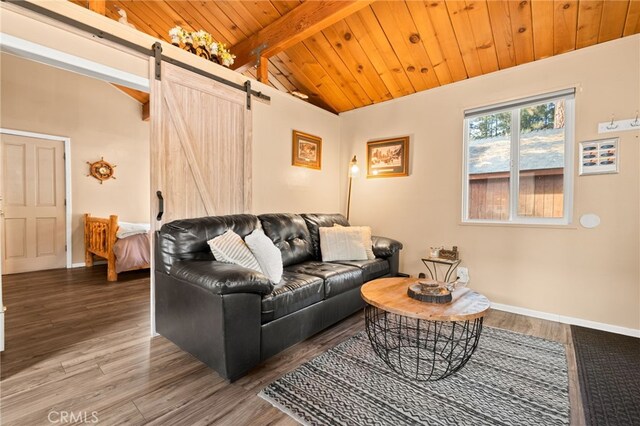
[1, 266, 584, 425]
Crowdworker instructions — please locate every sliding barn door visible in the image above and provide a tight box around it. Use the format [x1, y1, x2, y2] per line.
[150, 62, 252, 226]
[149, 61, 252, 333]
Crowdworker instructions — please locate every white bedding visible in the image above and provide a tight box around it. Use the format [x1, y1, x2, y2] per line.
[116, 222, 150, 239]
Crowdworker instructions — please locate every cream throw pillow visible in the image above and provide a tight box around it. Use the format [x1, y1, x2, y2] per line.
[208, 230, 262, 273]
[320, 226, 368, 262]
[245, 228, 283, 283]
[334, 224, 375, 260]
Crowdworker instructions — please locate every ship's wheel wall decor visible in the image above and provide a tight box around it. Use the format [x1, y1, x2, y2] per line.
[87, 157, 117, 184]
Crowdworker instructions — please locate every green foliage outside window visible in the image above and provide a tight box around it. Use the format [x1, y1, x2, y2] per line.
[520, 103, 556, 133]
[469, 112, 510, 140]
[469, 101, 564, 140]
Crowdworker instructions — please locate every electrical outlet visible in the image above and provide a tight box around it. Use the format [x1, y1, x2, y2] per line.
[457, 267, 469, 283]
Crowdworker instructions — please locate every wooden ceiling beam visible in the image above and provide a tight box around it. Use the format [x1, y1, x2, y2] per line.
[142, 101, 150, 122]
[112, 84, 150, 121]
[230, 0, 375, 72]
[257, 56, 269, 83]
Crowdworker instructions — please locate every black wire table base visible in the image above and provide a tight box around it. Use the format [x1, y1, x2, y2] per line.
[364, 305, 483, 381]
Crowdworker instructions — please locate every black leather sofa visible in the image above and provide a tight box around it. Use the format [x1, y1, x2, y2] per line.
[155, 213, 402, 381]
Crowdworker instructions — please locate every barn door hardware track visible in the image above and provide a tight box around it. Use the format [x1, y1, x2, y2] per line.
[153, 43, 267, 108]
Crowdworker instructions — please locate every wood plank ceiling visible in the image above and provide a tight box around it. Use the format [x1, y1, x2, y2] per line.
[72, 0, 640, 114]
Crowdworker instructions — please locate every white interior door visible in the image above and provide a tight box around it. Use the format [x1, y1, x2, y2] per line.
[1, 133, 66, 274]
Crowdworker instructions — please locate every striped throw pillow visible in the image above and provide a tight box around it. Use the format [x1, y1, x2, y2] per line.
[319, 226, 368, 262]
[208, 230, 263, 273]
[334, 224, 375, 260]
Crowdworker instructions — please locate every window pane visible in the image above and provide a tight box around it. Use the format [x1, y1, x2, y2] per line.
[518, 100, 564, 218]
[467, 112, 511, 220]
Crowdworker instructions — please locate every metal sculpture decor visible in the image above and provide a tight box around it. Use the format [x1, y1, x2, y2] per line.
[87, 157, 116, 184]
[169, 26, 236, 67]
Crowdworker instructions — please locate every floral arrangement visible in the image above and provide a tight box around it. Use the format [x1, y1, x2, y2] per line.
[169, 26, 236, 67]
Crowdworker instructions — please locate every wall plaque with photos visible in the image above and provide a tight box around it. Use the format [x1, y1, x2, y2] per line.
[366, 136, 410, 178]
[579, 137, 618, 175]
[292, 130, 322, 170]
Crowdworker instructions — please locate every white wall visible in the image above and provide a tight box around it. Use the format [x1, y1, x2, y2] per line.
[252, 89, 341, 214]
[1, 53, 150, 264]
[340, 35, 640, 331]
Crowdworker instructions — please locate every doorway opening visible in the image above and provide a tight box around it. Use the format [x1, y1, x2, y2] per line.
[1, 45, 151, 374]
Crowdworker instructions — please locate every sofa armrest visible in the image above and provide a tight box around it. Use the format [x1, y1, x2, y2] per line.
[372, 236, 403, 258]
[171, 260, 273, 296]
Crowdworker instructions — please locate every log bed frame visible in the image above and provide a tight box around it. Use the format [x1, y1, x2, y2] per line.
[84, 213, 149, 281]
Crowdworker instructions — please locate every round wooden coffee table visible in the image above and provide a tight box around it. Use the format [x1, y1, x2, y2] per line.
[361, 277, 490, 381]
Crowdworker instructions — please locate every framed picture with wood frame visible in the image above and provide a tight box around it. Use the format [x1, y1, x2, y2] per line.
[292, 130, 322, 170]
[367, 136, 410, 178]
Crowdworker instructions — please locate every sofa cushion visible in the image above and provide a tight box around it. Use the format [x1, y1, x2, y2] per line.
[261, 271, 324, 324]
[301, 213, 350, 260]
[259, 214, 314, 267]
[332, 258, 390, 282]
[285, 261, 363, 299]
[157, 214, 260, 274]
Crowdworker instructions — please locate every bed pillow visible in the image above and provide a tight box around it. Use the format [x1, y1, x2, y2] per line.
[117, 222, 151, 239]
[245, 228, 283, 284]
[334, 224, 375, 260]
[319, 226, 368, 262]
[207, 230, 262, 273]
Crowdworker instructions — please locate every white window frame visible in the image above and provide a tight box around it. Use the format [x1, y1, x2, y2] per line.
[462, 89, 575, 226]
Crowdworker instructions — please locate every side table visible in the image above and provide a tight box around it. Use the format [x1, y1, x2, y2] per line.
[421, 257, 461, 283]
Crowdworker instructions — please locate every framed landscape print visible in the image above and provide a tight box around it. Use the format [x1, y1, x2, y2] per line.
[367, 136, 410, 178]
[292, 130, 322, 170]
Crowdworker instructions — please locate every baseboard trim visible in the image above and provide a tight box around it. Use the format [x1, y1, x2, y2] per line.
[71, 261, 106, 268]
[491, 302, 640, 338]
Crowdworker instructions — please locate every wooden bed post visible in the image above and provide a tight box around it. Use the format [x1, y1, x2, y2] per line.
[84, 213, 93, 267]
[107, 215, 118, 282]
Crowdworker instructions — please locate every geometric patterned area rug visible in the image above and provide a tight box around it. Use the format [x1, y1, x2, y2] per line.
[260, 327, 570, 425]
[571, 325, 640, 426]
